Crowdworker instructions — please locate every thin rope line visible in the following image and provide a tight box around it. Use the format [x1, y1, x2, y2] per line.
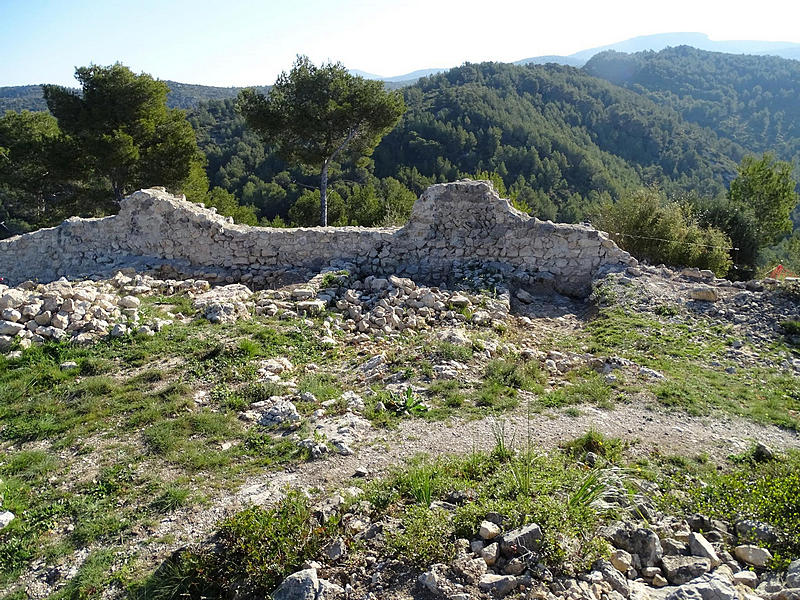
[609, 231, 739, 251]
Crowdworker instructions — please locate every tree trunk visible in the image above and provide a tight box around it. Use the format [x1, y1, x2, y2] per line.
[320, 160, 329, 227]
[112, 179, 123, 203]
[319, 128, 357, 227]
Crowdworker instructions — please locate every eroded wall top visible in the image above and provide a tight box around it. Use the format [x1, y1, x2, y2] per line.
[0, 180, 635, 296]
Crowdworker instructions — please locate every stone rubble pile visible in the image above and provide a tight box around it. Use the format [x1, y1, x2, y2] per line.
[251, 271, 511, 338]
[237, 353, 372, 459]
[269, 455, 800, 600]
[0, 262, 519, 359]
[0, 272, 214, 352]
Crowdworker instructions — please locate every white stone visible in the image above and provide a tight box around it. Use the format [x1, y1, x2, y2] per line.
[1, 308, 21, 322]
[119, 295, 141, 309]
[689, 286, 719, 302]
[734, 545, 772, 568]
[0, 289, 25, 310]
[732, 571, 758, 587]
[610, 549, 633, 572]
[481, 542, 500, 566]
[689, 532, 721, 567]
[480, 520, 501, 540]
[0, 511, 14, 530]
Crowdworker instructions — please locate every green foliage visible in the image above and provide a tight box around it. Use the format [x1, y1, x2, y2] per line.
[288, 188, 346, 226]
[47, 548, 117, 600]
[43, 63, 205, 202]
[562, 429, 624, 463]
[781, 320, 800, 336]
[542, 372, 613, 409]
[759, 231, 800, 275]
[402, 460, 436, 505]
[150, 484, 191, 513]
[484, 358, 545, 392]
[595, 187, 733, 275]
[585, 46, 800, 160]
[374, 62, 737, 216]
[433, 341, 473, 362]
[725, 153, 798, 267]
[386, 506, 455, 566]
[203, 186, 259, 225]
[129, 550, 222, 600]
[568, 469, 607, 511]
[208, 490, 335, 594]
[186, 60, 747, 228]
[687, 450, 800, 561]
[238, 55, 405, 226]
[0, 110, 94, 236]
[380, 387, 429, 417]
[586, 306, 800, 429]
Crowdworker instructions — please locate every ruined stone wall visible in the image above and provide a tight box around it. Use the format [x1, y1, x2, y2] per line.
[0, 180, 635, 296]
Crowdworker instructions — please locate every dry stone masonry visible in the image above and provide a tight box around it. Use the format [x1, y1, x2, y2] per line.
[0, 180, 634, 297]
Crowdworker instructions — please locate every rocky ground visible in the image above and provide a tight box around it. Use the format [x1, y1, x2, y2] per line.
[0, 264, 798, 600]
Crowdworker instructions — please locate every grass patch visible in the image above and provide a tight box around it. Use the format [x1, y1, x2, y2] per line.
[542, 372, 613, 409]
[427, 380, 465, 409]
[584, 307, 800, 429]
[150, 483, 192, 514]
[684, 449, 800, 567]
[297, 373, 341, 402]
[433, 341, 473, 363]
[561, 428, 625, 463]
[781, 320, 800, 336]
[131, 439, 800, 597]
[167, 490, 336, 596]
[0, 313, 330, 588]
[484, 358, 545, 392]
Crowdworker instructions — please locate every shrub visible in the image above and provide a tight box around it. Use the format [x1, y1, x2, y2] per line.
[208, 491, 336, 594]
[561, 429, 624, 463]
[687, 450, 800, 565]
[594, 188, 732, 276]
[386, 506, 455, 566]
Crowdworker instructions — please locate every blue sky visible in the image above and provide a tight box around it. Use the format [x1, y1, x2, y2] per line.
[2, 0, 800, 87]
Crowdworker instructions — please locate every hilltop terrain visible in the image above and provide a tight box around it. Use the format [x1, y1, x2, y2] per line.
[0, 244, 798, 599]
[1, 40, 800, 600]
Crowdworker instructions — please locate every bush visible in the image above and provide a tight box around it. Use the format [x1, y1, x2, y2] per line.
[687, 450, 800, 565]
[207, 491, 336, 594]
[594, 188, 732, 276]
[561, 429, 624, 463]
[386, 506, 456, 566]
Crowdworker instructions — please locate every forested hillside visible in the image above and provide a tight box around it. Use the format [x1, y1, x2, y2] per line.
[0, 82, 270, 113]
[0, 85, 48, 112]
[3, 53, 799, 273]
[188, 62, 743, 225]
[583, 46, 800, 161]
[373, 62, 741, 218]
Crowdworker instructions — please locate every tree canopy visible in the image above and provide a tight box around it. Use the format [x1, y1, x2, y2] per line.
[0, 110, 93, 235]
[237, 56, 405, 225]
[43, 63, 204, 201]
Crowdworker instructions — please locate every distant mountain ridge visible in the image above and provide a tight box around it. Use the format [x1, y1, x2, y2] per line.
[352, 32, 800, 81]
[0, 81, 271, 113]
[516, 32, 800, 67]
[349, 68, 447, 82]
[5, 32, 800, 112]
